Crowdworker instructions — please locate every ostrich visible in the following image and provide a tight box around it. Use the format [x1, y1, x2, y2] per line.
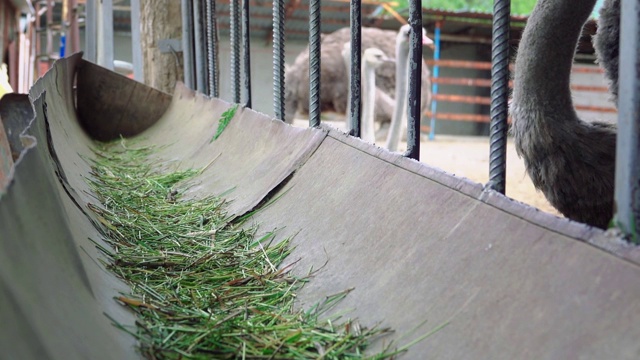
[510, 0, 617, 229]
[362, 48, 394, 143]
[342, 43, 394, 143]
[384, 25, 425, 152]
[284, 25, 432, 127]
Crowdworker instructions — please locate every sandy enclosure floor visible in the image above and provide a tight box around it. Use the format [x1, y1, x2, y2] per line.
[293, 119, 561, 217]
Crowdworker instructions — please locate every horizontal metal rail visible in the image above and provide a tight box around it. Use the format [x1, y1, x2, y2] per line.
[431, 77, 610, 93]
[425, 111, 492, 123]
[431, 94, 617, 114]
[426, 59, 605, 74]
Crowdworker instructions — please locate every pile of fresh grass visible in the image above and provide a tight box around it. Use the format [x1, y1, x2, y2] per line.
[85, 141, 407, 359]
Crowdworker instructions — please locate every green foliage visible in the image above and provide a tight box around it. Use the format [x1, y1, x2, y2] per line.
[211, 104, 239, 143]
[386, 0, 537, 16]
[86, 142, 446, 358]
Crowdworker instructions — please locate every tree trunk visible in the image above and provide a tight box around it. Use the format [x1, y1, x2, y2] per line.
[139, 0, 183, 94]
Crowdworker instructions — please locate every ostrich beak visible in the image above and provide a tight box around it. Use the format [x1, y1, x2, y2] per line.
[423, 35, 435, 49]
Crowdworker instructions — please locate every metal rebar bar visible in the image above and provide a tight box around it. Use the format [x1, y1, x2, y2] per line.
[615, 0, 640, 241]
[206, 0, 219, 97]
[46, 0, 54, 62]
[487, 0, 510, 194]
[272, 0, 285, 120]
[181, 0, 195, 89]
[68, 0, 80, 54]
[193, 0, 207, 93]
[308, 0, 321, 127]
[348, 0, 362, 137]
[97, 0, 114, 70]
[241, 0, 252, 108]
[130, 0, 143, 82]
[230, 0, 241, 103]
[404, 0, 423, 160]
[85, 0, 97, 63]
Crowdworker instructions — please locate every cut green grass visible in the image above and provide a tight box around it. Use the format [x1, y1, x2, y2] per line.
[86, 141, 418, 359]
[211, 104, 239, 143]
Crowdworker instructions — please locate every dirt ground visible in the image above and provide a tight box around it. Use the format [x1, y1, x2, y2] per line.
[293, 119, 561, 217]
[412, 134, 560, 216]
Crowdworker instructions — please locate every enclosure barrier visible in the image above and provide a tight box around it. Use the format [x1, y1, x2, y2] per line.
[488, 0, 510, 194]
[177, 0, 640, 240]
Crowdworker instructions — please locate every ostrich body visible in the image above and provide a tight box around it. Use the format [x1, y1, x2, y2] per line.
[284, 26, 431, 126]
[511, 0, 617, 229]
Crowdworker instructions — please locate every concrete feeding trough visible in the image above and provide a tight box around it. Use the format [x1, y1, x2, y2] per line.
[2, 53, 640, 359]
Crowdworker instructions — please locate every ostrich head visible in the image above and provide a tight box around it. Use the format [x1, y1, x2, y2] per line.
[363, 48, 393, 69]
[397, 24, 434, 49]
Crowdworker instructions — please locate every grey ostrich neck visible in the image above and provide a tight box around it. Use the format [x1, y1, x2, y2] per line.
[342, 44, 353, 122]
[513, 0, 597, 125]
[394, 40, 409, 121]
[362, 56, 377, 142]
[385, 32, 409, 151]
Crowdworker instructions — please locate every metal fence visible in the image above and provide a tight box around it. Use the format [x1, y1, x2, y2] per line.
[178, 0, 640, 237]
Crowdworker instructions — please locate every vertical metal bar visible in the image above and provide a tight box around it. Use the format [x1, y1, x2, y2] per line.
[130, 0, 143, 82]
[85, 0, 97, 63]
[61, 0, 67, 57]
[35, 2, 41, 76]
[404, 0, 422, 160]
[428, 22, 441, 141]
[349, 0, 362, 137]
[181, 0, 195, 89]
[206, 0, 219, 97]
[242, 0, 252, 108]
[308, 0, 321, 127]
[230, 0, 241, 103]
[46, 0, 53, 63]
[488, 0, 511, 194]
[97, 0, 114, 70]
[193, 0, 207, 93]
[272, 0, 285, 119]
[68, 0, 80, 54]
[615, 0, 640, 241]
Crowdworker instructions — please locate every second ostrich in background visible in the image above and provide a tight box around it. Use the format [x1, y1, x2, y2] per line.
[284, 25, 432, 129]
[384, 25, 430, 152]
[343, 43, 394, 143]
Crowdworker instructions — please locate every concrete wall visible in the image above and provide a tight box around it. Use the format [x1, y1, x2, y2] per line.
[428, 43, 491, 136]
[215, 35, 309, 118]
[571, 63, 617, 124]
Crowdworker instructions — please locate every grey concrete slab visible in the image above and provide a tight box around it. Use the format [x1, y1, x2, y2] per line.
[246, 128, 640, 359]
[0, 54, 138, 359]
[0, 115, 11, 190]
[0, 105, 137, 359]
